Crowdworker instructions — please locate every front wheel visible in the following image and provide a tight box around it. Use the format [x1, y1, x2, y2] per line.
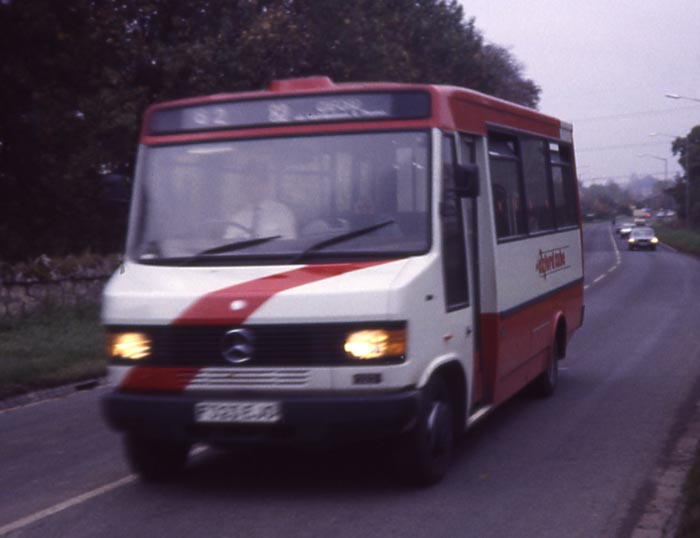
[395, 376, 454, 487]
[124, 434, 191, 482]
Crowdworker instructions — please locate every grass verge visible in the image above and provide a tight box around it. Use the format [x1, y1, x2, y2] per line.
[653, 224, 700, 256]
[0, 302, 105, 399]
[656, 223, 700, 537]
[676, 453, 700, 538]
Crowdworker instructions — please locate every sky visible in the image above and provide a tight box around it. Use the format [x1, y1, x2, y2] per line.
[458, 0, 700, 184]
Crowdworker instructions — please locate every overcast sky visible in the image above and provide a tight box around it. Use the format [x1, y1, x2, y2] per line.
[459, 0, 700, 184]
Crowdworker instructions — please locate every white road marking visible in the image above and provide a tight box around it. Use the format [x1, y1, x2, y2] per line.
[0, 446, 208, 536]
[587, 225, 622, 290]
[0, 475, 136, 536]
[610, 226, 621, 264]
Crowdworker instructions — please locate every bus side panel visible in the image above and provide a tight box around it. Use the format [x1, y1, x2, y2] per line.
[479, 314, 500, 405]
[480, 281, 583, 406]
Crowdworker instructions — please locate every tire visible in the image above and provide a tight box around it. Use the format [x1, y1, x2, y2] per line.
[395, 376, 454, 487]
[124, 434, 191, 483]
[531, 342, 559, 398]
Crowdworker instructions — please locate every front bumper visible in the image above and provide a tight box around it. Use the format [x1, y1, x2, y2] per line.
[102, 389, 421, 445]
[629, 241, 655, 249]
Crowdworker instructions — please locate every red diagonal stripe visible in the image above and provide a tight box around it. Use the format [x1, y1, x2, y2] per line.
[121, 367, 200, 392]
[174, 260, 396, 326]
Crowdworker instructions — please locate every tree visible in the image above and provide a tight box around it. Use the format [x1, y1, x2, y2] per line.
[476, 44, 540, 108]
[668, 125, 700, 227]
[0, 0, 542, 263]
[579, 180, 636, 218]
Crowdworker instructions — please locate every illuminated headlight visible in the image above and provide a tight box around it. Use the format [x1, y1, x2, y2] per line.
[651, 237, 659, 244]
[628, 238, 635, 243]
[106, 332, 151, 360]
[344, 329, 406, 360]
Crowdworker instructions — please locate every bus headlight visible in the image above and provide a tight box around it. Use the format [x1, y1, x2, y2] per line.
[106, 332, 151, 360]
[344, 329, 406, 360]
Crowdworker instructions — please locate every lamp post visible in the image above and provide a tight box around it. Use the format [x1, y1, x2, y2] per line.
[663, 94, 699, 225]
[665, 93, 700, 104]
[637, 153, 668, 181]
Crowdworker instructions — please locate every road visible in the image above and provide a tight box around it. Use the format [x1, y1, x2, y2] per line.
[2, 222, 700, 538]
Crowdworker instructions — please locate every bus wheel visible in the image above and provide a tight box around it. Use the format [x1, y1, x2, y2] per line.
[396, 376, 454, 486]
[531, 342, 559, 398]
[124, 434, 190, 482]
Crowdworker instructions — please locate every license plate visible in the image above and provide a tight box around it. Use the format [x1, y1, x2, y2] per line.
[194, 401, 281, 424]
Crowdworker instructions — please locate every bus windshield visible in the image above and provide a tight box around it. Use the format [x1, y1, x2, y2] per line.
[128, 131, 430, 264]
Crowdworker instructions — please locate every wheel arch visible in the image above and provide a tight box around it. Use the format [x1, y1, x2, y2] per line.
[553, 313, 568, 360]
[419, 358, 468, 435]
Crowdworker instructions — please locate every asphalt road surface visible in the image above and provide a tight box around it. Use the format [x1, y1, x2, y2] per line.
[2, 222, 700, 538]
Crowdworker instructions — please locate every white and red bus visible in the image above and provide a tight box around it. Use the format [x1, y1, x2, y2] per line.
[102, 76, 584, 485]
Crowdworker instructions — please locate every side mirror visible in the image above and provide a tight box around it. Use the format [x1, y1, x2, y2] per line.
[454, 164, 480, 198]
[99, 174, 132, 207]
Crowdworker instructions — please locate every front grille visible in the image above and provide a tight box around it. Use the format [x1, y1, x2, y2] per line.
[108, 323, 405, 367]
[188, 368, 311, 388]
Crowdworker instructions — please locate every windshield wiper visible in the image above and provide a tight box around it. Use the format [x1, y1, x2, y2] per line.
[183, 235, 281, 265]
[292, 220, 395, 264]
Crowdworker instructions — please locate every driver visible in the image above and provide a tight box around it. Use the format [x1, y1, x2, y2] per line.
[224, 160, 297, 239]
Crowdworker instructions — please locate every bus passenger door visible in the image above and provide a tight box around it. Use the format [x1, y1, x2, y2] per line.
[440, 134, 478, 420]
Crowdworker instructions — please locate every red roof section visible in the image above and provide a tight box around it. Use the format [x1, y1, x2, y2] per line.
[140, 77, 564, 144]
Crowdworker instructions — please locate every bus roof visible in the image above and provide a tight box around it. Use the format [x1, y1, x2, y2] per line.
[141, 76, 567, 144]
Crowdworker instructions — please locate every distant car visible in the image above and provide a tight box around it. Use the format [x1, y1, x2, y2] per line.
[628, 227, 659, 250]
[634, 217, 647, 226]
[619, 223, 634, 238]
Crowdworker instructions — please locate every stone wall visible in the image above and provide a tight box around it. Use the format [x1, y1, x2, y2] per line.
[0, 255, 119, 319]
[0, 276, 110, 318]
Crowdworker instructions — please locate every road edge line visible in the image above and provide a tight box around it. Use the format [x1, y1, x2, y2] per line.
[0, 475, 136, 537]
[0, 446, 208, 536]
[587, 225, 621, 290]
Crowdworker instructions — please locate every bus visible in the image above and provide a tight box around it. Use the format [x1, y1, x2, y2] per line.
[102, 76, 584, 486]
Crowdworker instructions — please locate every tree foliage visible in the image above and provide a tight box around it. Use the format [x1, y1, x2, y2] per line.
[579, 181, 634, 218]
[667, 126, 700, 226]
[0, 0, 541, 262]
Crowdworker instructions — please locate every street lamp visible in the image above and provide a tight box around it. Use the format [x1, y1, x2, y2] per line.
[637, 153, 668, 181]
[663, 93, 699, 224]
[665, 93, 700, 104]
[652, 121, 693, 225]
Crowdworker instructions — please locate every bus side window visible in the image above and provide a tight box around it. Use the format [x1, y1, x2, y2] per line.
[521, 137, 554, 233]
[549, 143, 578, 228]
[441, 135, 469, 310]
[492, 184, 509, 238]
[488, 132, 526, 240]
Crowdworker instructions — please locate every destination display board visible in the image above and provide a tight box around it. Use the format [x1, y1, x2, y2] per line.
[147, 91, 431, 134]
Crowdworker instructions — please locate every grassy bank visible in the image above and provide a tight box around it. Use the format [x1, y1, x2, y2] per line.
[677, 452, 700, 538]
[653, 224, 700, 256]
[0, 302, 105, 399]
[658, 223, 700, 537]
